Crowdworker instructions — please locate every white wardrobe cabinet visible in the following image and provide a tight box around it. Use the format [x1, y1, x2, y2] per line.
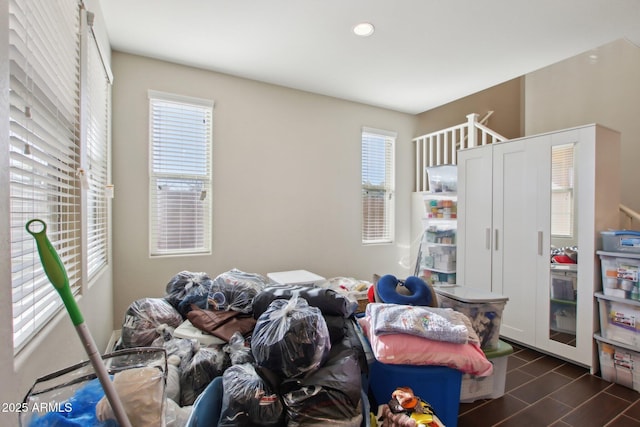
[457, 124, 620, 371]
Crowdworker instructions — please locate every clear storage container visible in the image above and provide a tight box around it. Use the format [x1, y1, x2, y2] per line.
[460, 339, 513, 402]
[435, 285, 508, 350]
[601, 230, 640, 254]
[595, 332, 640, 393]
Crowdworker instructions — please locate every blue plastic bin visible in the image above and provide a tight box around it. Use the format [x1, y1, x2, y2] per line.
[368, 360, 461, 427]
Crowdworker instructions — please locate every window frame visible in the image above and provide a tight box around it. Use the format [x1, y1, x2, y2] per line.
[361, 127, 396, 245]
[148, 90, 214, 257]
[82, 9, 113, 281]
[551, 143, 575, 239]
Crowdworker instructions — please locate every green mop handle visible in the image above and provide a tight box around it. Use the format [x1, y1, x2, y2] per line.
[26, 219, 83, 326]
[26, 219, 132, 427]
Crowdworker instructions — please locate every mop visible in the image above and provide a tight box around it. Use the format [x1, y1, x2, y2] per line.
[26, 219, 132, 427]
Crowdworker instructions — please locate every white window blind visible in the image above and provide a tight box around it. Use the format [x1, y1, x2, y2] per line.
[551, 143, 575, 238]
[9, 0, 82, 351]
[149, 91, 213, 257]
[361, 128, 396, 244]
[85, 13, 112, 279]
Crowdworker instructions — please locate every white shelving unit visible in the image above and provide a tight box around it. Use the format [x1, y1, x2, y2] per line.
[413, 192, 457, 287]
[595, 250, 640, 392]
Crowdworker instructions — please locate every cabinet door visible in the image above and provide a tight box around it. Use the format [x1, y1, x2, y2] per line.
[492, 139, 542, 345]
[457, 146, 492, 292]
[535, 128, 600, 367]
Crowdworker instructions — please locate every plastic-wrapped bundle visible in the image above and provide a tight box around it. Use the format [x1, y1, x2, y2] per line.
[218, 363, 284, 427]
[165, 271, 214, 318]
[251, 297, 331, 378]
[223, 331, 254, 365]
[156, 337, 198, 373]
[119, 298, 183, 348]
[207, 269, 270, 313]
[281, 338, 363, 427]
[96, 366, 165, 426]
[180, 346, 228, 406]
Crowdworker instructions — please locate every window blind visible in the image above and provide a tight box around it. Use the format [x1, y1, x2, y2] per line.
[148, 91, 213, 256]
[9, 0, 82, 351]
[361, 128, 396, 244]
[551, 143, 575, 238]
[85, 14, 112, 278]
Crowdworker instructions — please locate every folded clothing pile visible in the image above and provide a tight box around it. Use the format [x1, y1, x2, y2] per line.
[360, 303, 493, 377]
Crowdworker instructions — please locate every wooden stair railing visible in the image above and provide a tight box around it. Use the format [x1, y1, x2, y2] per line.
[620, 204, 640, 231]
[413, 112, 508, 192]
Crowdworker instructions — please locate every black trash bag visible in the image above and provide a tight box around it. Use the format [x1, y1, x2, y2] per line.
[218, 363, 285, 427]
[280, 337, 363, 427]
[251, 296, 331, 379]
[165, 271, 214, 318]
[252, 285, 357, 319]
[119, 298, 183, 349]
[207, 269, 270, 313]
[180, 345, 227, 406]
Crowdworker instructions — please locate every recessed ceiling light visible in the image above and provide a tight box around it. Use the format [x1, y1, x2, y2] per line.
[353, 22, 375, 37]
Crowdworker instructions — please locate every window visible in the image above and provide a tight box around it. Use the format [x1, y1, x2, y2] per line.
[148, 91, 213, 257]
[361, 127, 396, 244]
[84, 12, 113, 279]
[551, 143, 575, 238]
[9, 0, 82, 351]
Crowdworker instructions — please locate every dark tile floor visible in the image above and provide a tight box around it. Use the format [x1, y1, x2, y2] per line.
[458, 340, 640, 427]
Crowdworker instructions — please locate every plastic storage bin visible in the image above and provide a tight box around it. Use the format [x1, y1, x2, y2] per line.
[20, 348, 168, 427]
[426, 165, 457, 193]
[598, 251, 640, 300]
[460, 339, 513, 403]
[424, 223, 456, 245]
[601, 231, 640, 254]
[596, 292, 640, 347]
[595, 333, 640, 392]
[422, 244, 457, 271]
[420, 270, 457, 287]
[368, 360, 461, 427]
[424, 197, 457, 219]
[435, 286, 508, 350]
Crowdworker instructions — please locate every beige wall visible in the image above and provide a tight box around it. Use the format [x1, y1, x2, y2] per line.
[415, 77, 524, 140]
[110, 52, 417, 324]
[525, 38, 640, 213]
[414, 38, 640, 215]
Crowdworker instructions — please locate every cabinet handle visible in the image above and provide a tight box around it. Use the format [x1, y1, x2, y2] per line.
[485, 228, 491, 250]
[494, 229, 499, 251]
[538, 231, 543, 256]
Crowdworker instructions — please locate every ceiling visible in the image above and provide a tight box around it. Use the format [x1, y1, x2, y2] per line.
[100, 0, 640, 115]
